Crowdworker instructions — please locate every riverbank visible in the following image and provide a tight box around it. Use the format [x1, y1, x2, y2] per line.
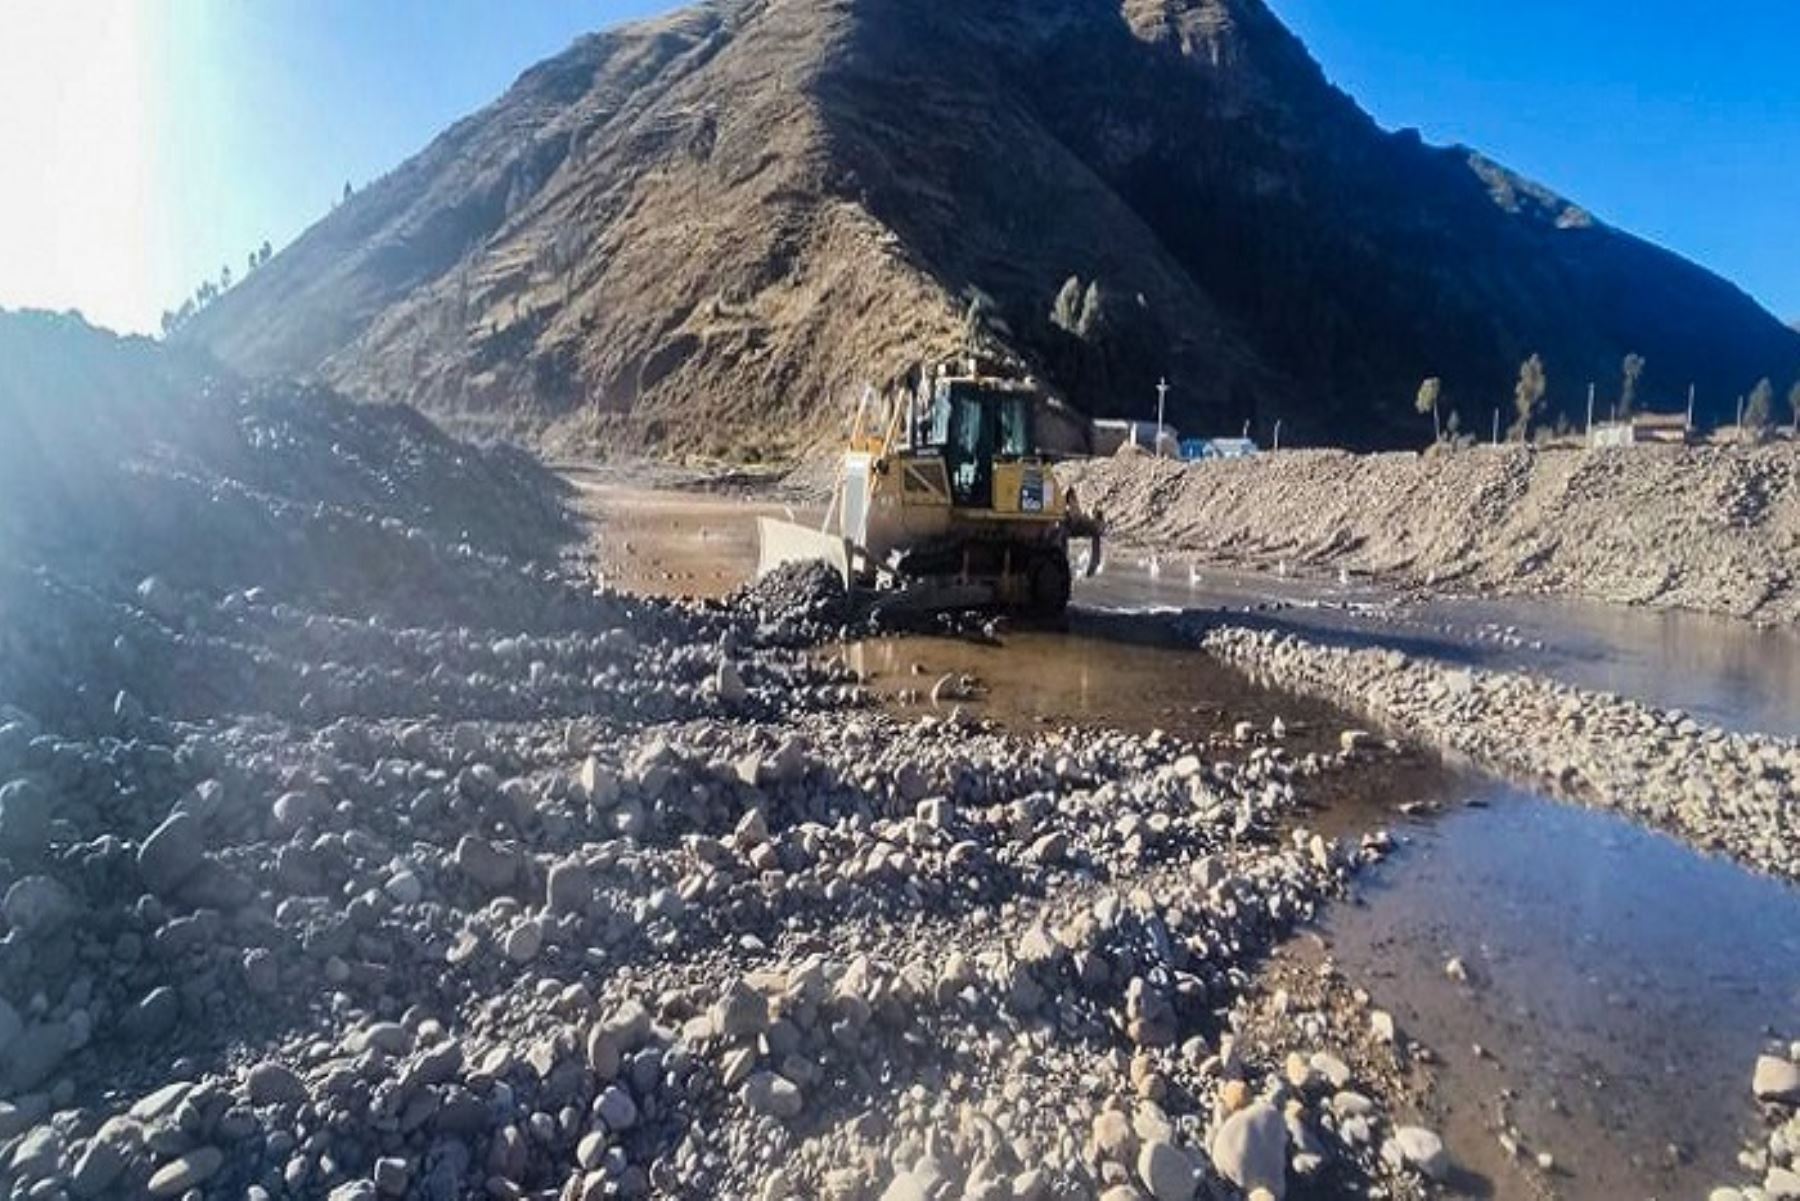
[1064, 444, 1800, 623]
[1194, 623, 1800, 882]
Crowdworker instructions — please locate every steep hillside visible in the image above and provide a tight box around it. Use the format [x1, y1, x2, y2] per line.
[183, 0, 1800, 454]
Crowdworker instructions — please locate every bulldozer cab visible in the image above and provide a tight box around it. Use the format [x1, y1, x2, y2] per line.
[755, 364, 1101, 607]
[922, 377, 1036, 510]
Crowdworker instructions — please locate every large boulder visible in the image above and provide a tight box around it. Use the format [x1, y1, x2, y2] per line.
[1138, 1139, 1198, 1201]
[1754, 1055, 1800, 1104]
[2, 874, 79, 937]
[1211, 1103, 1287, 1199]
[137, 812, 206, 897]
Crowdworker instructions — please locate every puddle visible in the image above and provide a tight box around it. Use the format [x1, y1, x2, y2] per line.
[838, 617, 1476, 845]
[1319, 786, 1800, 1200]
[839, 625, 1355, 758]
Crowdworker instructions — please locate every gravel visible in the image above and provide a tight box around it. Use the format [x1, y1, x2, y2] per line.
[1714, 1047, 1800, 1197]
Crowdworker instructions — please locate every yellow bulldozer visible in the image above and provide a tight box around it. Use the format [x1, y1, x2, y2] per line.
[756, 361, 1103, 617]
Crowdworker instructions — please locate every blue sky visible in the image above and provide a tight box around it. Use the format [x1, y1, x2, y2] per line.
[1267, 0, 1800, 324]
[0, 0, 1794, 334]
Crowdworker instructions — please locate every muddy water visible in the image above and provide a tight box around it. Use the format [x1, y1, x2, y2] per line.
[836, 620, 1469, 844]
[1083, 558, 1800, 737]
[562, 470, 808, 599]
[1324, 788, 1800, 1201]
[840, 625, 1348, 750]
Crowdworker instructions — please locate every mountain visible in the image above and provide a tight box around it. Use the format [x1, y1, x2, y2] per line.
[182, 0, 1800, 454]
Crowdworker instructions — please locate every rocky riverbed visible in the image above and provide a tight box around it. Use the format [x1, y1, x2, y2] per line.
[1, 316, 1460, 1200]
[7, 314, 1795, 1200]
[1194, 624, 1800, 883]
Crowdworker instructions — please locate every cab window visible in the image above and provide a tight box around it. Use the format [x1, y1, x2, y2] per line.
[997, 396, 1031, 457]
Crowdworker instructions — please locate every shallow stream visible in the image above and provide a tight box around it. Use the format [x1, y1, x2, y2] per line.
[843, 625, 1800, 1201]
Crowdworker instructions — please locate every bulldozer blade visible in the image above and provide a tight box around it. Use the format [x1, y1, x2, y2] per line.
[756, 517, 853, 586]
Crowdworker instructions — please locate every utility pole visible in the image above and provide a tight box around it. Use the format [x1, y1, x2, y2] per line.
[1585, 382, 1595, 435]
[1737, 395, 1745, 430]
[1686, 383, 1696, 432]
[1272, 419, 1283, 451]
[1155, 378, 1169, 459]
[1492, 408, 1500, 447]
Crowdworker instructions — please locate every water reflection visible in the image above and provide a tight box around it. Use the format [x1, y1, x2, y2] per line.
[1319, 788, 1800, 1200]
[1081, 560, 1800, 736]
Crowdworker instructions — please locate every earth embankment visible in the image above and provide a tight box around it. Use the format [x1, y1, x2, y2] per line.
[1065, 444, 1800, 621]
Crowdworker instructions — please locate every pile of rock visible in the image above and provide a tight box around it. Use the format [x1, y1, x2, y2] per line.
[0, 582, 1436, 1200]
[729, 560, 852, 644]
[1065, 443, 1800, 622]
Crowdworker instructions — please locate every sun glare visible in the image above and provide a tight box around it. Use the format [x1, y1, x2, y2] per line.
[0, 1, 158, 334]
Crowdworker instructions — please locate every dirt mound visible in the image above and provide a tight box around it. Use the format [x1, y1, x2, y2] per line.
[1066, 444, 1800, 621]
[179, 0, 1799, 455]
[729, 558, 850, 640]
[0, 313, 591, 726]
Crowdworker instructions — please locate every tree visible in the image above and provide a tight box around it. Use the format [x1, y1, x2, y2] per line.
[1510, 354, 1546, 442]
[961, 292, 1000, 357]
[1075, 280, 1107, 341]
[1620, 353, 1645, 416]
[342, 180, 353, 204]
[1050, 275, 1083, 334]
[219, 264, 232, 291]
[1745, 378, 1774, 432]
[1415, 377, 1442, 442]
[259, 239, 272, 266]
